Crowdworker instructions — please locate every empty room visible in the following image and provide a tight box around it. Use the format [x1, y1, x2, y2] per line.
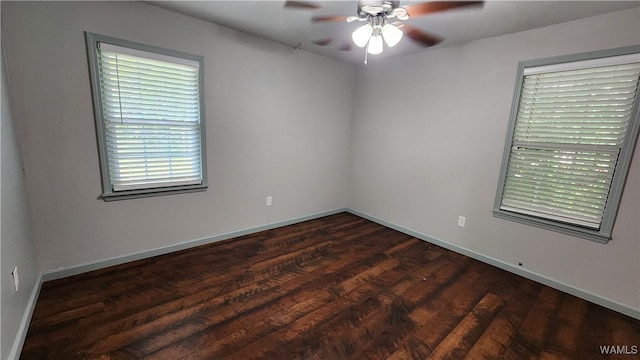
[1, 1, 639, 359]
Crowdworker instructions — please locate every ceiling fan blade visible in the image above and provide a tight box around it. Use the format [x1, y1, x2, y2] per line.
[404, 1, 484, 18]
[339, 41, 352, 51]
[312, 38, 332, 46]
[312, 15, 349, 22]
[402, 25, 442, 47]
[284, 1, 321, 10]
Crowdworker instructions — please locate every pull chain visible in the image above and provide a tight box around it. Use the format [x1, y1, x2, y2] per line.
[364, 43, 369, 65]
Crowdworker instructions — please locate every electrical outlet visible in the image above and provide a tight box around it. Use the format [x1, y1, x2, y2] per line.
[457, 216, 466, 228]
[266, 196, 273, 206]
[12, 267, 19, 292]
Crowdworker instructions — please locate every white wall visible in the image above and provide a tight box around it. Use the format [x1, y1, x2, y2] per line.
[1, 47, 40, 359]
[1, 1, 355, 273]
[2, 0, 639, 328]
[349, 8, 640, 312]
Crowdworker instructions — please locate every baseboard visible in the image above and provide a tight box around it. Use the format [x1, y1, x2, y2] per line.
[347, 208, 640, 320]
[8, 274, 43, 360]
[26, 204, 639, 355]
[10, 208, 637, 360]
[41, 208, 347, 282]
[9, 208, 345, 358]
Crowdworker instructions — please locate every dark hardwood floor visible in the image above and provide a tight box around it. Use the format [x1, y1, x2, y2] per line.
[21, 212, 639, 359]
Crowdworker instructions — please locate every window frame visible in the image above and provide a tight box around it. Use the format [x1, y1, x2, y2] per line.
[493, 46, 640, 243]
[85, 32, 208, 201]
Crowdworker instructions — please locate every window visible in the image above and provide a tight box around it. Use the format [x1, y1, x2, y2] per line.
[494, 47, 640, 243]
[86, 32, 207, 201]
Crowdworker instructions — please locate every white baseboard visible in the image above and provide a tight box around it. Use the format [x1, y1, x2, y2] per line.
[8, 274, 42, 360]
[41, 208, 348, 282]
[347, 208, 640, 320]
[12, 208, 347, 358]
[13, 206, 637, 360]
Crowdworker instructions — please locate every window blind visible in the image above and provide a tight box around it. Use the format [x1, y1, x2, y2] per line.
[97, 43, 202, 191]
[500, 61, 640, 229]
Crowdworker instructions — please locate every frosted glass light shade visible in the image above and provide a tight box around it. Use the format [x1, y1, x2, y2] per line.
[352, 24, 373, 48]
[382, 23, 403, 47]
[367, 34, 383, 54]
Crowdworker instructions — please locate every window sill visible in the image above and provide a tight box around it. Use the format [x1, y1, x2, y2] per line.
[492, 209, 611, 244]
[100, 184, 208, 201]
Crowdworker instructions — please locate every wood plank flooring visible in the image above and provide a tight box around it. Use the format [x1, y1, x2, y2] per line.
[21, 212, 640, 359]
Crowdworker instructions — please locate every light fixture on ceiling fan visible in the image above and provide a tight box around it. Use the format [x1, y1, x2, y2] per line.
[285, 0, 484, 63]
[351, 15, 404, 55]
[347, 1, 408, 55]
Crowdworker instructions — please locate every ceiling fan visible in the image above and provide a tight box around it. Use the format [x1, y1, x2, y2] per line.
[285, 1, 484, 62]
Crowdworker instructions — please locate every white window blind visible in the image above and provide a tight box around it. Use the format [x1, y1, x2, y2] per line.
[97, 43, 203, 191]
[500, 60, 640, 229]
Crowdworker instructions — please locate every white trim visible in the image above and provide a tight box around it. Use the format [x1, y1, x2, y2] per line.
[523, 53, 639, 75]
[499, 205, 600, 229]
[14, 206, 637, 360]
[347, 208, 640, 320]
[113, 179, 202, 192]
[99, 43, 200, 68]
[8, 275, 43, 360]
[41, 208, 347, 281]
[11, 209, 346, 358]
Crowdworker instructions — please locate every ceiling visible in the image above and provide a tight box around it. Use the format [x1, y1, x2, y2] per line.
[147, 1, 640, 64]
